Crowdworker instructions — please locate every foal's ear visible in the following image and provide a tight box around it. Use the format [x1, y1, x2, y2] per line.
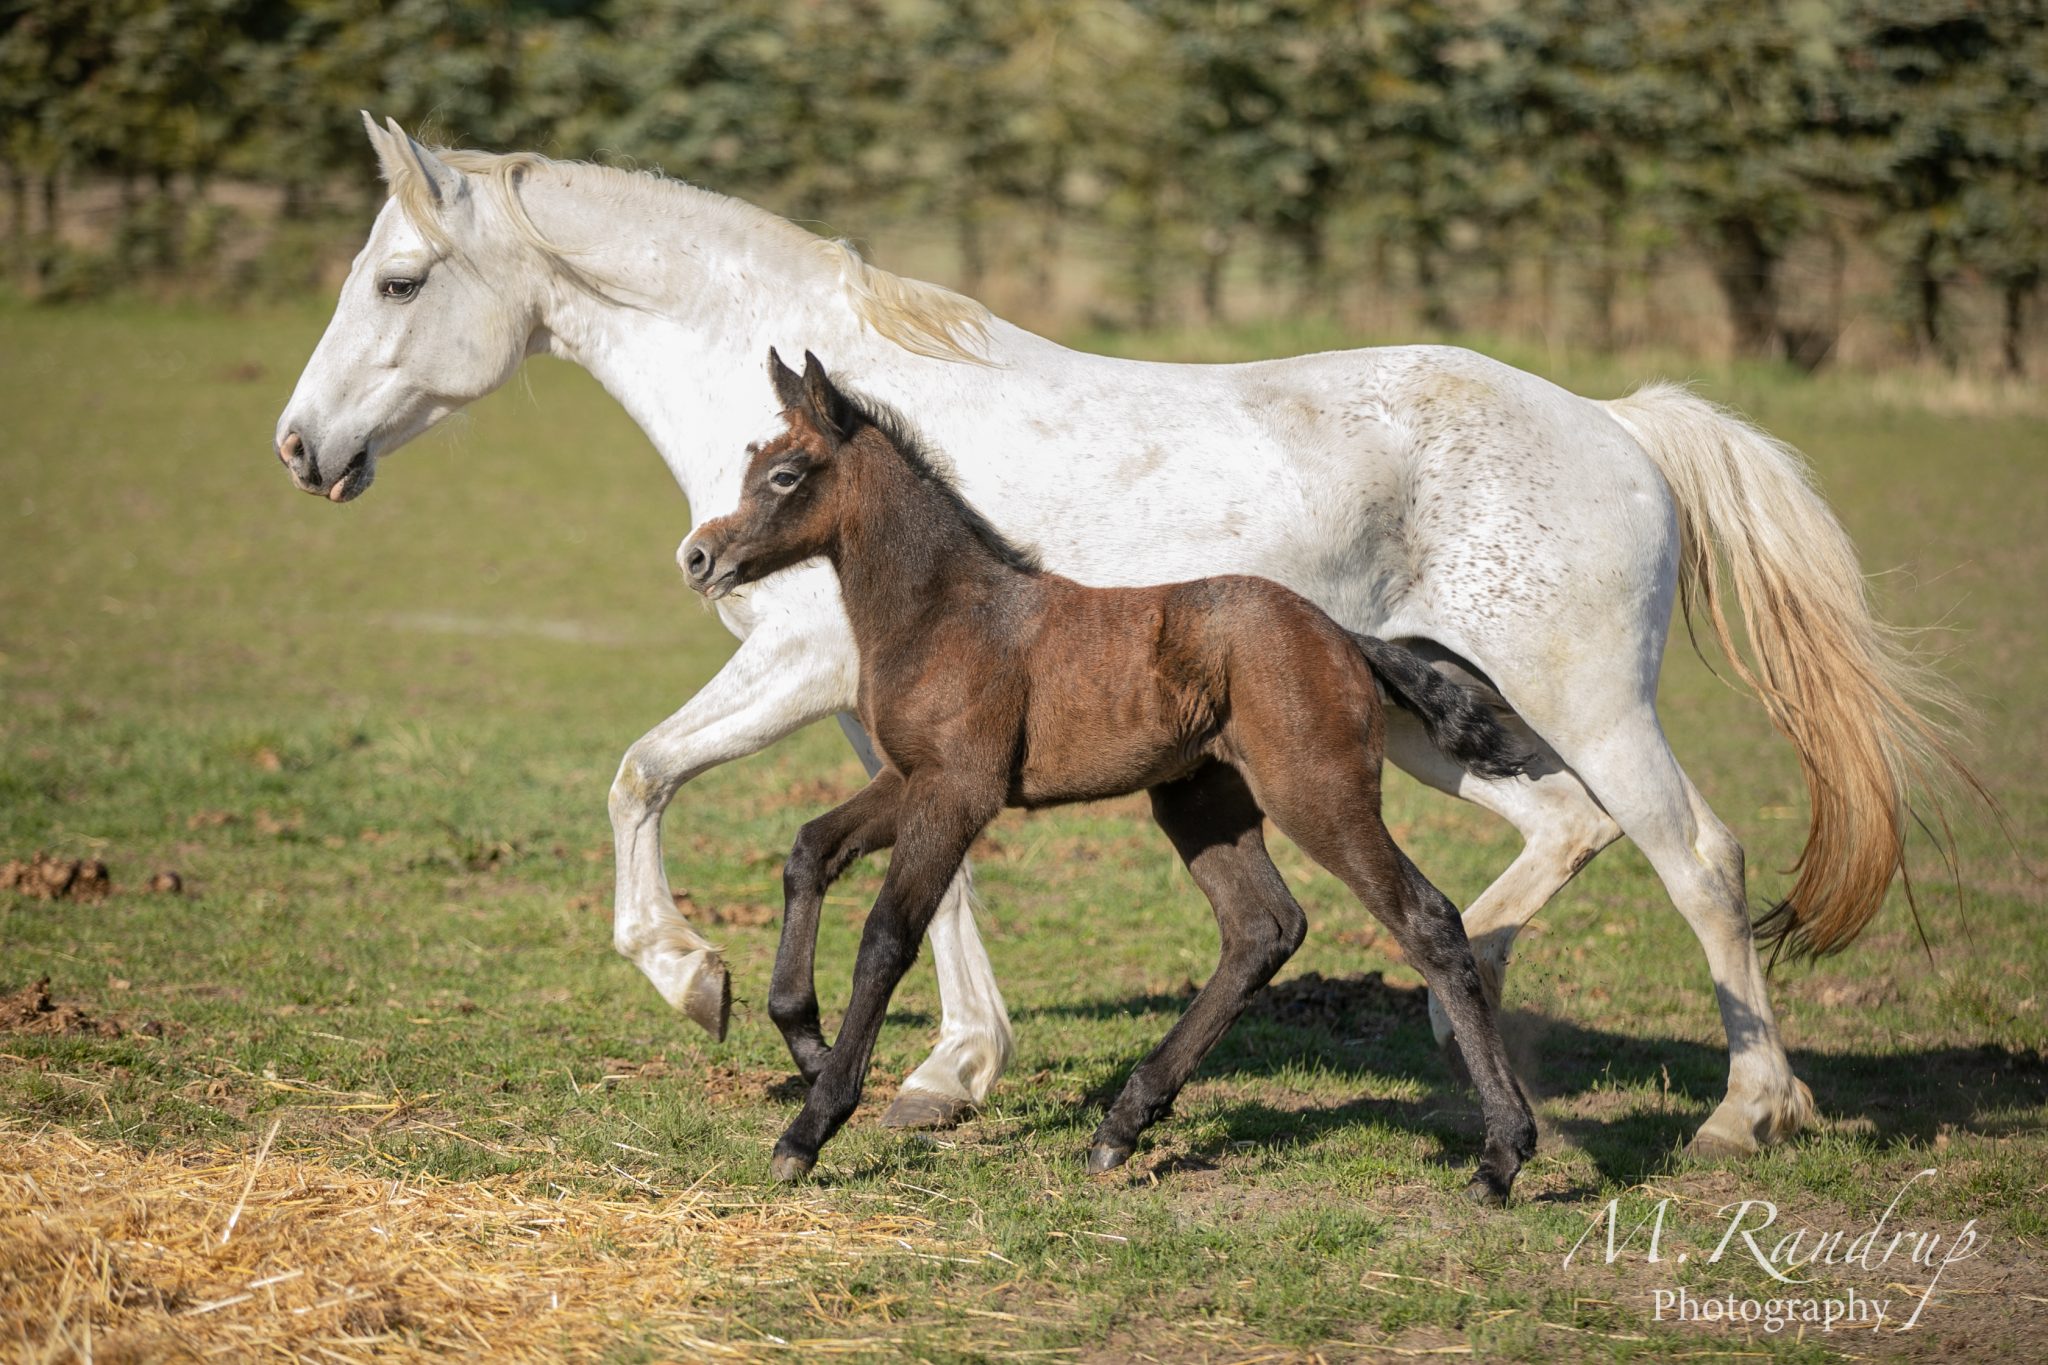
[767, 347, 805, 414]
[799, 352, 859, 446]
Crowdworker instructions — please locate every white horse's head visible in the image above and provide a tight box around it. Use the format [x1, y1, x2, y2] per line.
[274, 115, 547, 502]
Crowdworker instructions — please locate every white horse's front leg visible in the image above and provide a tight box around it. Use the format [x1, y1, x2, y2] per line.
[610, 616, 853, 1038]
[832, 716, 1013, 1128]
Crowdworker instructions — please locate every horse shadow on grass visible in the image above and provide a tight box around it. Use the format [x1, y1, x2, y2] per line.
[999, 972, 2048, 1187]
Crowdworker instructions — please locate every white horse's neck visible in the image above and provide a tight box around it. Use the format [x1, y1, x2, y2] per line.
[511, 168, 1021, 519]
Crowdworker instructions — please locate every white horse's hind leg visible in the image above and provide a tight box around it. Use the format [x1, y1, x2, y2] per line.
[1381, 710, 1621, 1049]
[834, 715, 1013, 1128]
[610, 620, 853, 1038]
[1534, 708, 1816, 1154]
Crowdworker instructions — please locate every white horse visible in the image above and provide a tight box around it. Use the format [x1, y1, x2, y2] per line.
[277, 116, 1972, 1153]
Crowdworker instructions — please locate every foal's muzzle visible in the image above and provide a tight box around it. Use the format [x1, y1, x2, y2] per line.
[680, 531, 738, 599]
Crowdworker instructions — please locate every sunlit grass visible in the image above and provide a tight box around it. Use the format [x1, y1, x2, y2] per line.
[2, 301, 2042, 1359]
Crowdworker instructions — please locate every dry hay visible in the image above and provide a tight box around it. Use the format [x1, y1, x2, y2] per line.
[0, 1121, 994, 1361]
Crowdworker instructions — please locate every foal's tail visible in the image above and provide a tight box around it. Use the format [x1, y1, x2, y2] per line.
[1348, 633, 1531, 782]
[1601, 382, 1989, 962]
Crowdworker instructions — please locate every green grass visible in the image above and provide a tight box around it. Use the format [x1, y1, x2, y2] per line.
[2, 300, 2043, 1360]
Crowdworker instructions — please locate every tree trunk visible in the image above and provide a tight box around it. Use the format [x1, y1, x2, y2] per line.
[1292, 218, 1327, 314]
[1707, 215, 1781, 359]
[1589, 211, 1619, 353]
[2003, 274, 2036, 378]
[955, 198, 986, 302]
[1199, 226, 1230, 325]
[1826, 228, 1846, 342]
[1031, 154, 1062, 313]
[1415, 235, 1456, 334]
[40, 171, 60, 238]
[5, 164, 26, 250]
[153, 166, 181, 270]
[1907, 234, 1952, 370]
[1129, 185, 1163, 331]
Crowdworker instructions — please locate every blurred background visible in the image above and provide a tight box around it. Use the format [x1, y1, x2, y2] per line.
[3, 0, 2044, 374]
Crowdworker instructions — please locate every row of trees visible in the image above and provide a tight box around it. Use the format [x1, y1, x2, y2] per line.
[4, 0, 2043, 370]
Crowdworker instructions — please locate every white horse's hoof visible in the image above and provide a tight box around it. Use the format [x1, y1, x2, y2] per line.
[1687, 1077, 1817, 1157]
[879, 1089, 973, 1131]
[680, 951, 731, 1041]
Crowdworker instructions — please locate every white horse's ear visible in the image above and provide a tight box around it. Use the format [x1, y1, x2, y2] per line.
[362, 110, 410, 188]
[383, 116, 466, 206]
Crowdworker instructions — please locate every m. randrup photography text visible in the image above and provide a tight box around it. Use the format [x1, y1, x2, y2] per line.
[1566, 1169, 1985, 1332]
[1652, 1286, 1893, 1333]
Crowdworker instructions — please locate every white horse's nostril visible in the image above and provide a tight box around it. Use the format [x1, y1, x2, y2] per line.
[278, 431, 303, 467]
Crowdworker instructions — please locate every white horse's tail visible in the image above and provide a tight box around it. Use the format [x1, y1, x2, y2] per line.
[1601, 382, 1987, 961]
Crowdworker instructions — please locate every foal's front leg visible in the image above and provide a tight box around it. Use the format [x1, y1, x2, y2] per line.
[771, 777, 999, 1181]
[773, 771, 904, 1083]
[1089, 765, 1308, 1172]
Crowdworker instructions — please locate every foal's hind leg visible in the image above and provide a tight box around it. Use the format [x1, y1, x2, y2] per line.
[1088, 765, 1307, 1173]
[1251, 754, 1537, 1203]
[773, 771, 904, 1083]
[1380, 705, 1621, 1054]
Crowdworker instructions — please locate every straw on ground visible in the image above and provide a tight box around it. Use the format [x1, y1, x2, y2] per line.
[0, 1121, 1005, 1361]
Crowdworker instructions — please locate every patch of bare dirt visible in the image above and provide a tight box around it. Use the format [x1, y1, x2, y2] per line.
[1243, 969, 1427, 1031]
[2, 853, 111, 902]
[672, 891, 777, 928]
[767, 776, 858, 812]
[692, 1063, 812, 1107]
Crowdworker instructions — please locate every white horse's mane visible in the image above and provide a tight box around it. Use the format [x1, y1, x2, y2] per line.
[387, 146, 994, 364]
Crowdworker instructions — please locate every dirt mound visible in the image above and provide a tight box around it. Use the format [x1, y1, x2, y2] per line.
[1, 853, 111, 902]
[0, 977, 126, 1038]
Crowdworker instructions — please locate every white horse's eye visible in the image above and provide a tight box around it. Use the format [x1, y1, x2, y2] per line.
[379, 277, 421, 301]
[769, 467, 803, 492]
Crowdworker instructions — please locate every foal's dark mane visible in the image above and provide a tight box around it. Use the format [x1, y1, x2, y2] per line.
[839, 389, 1044, 577]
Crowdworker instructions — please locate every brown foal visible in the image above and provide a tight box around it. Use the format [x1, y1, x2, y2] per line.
[683, 351, 1539, 1203]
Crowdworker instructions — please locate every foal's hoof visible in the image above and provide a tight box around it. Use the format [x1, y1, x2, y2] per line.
[770, 1151, 816, 1183]
[1465, 1173, 1511, 1208]
[879, 1089, 973, 1131]
[683, 954, 732, 1043]
[1085, 1143, 1133, 1175]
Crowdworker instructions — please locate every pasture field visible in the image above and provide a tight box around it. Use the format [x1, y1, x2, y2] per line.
[2, 300, 2044, 1361]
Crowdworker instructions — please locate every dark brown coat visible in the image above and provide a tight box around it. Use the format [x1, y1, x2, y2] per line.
[684, 351, 1536, 1202]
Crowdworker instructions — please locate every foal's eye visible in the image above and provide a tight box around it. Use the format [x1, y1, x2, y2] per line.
[378, 277, 421, 301]
[769, 468, 803, 492]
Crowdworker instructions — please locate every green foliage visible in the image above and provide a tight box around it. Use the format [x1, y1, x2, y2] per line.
[1, 0, 2042, 366]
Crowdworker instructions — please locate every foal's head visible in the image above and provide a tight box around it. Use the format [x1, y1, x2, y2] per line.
[681, 350, 867, 600]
